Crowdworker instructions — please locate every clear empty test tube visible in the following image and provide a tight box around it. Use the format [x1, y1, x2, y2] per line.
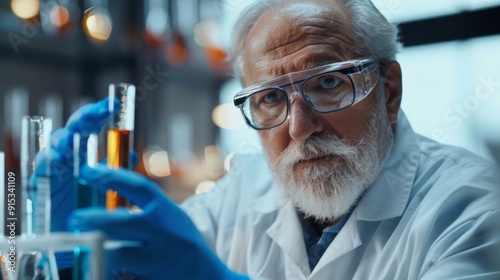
[106, 83, 135, 210]
[20, 116, 52, 237]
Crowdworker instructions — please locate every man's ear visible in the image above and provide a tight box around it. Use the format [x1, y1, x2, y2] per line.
[383, 61, 403, 126]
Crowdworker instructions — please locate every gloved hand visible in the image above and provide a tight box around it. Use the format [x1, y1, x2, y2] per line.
[32, 98, 119, 269]
[69, 164, 250, 280]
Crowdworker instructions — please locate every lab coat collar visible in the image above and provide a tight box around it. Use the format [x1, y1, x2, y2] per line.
[356, 111, 419, 221]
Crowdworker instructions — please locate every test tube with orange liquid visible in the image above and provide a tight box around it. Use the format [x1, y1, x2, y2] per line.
[106, 83, 135, 209]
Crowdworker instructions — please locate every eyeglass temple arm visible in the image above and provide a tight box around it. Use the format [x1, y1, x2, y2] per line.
[362, 61, 380, 93]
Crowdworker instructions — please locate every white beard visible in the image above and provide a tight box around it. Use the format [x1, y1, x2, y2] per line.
[268, 96, 394, 223]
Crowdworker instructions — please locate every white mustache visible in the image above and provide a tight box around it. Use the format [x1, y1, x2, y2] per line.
[273, 132, 358, 171]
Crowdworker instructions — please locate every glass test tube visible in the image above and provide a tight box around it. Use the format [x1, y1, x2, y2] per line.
[72, 134, 98, 280]
[106, 83, 135, 210]
[20, 116, 52, 237]
[74, 133, 99, 209]
[18, 116, 59, 280]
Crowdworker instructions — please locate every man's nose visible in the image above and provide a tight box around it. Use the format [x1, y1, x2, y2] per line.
[288, 92, 325, 142]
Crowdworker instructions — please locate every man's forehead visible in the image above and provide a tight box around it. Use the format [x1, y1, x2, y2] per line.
[249, 0, 350, 43]
[245, 0, 353, 57]
[242, 0, 357, 84]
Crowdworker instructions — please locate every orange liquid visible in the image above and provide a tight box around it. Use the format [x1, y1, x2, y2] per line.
[106, 129, 131, 209]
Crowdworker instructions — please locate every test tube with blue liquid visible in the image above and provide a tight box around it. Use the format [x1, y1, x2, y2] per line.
[73, 133, 99, 209]
[73, 131, 99, 280]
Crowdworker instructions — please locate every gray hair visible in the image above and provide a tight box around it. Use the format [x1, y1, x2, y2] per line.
[228, 0, 402, 83]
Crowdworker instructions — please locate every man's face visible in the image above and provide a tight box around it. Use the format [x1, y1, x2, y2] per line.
[242, 0, 396, 222]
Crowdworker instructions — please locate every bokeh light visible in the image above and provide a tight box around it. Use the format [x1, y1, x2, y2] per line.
[212, 103, 244, 130]
[165, 31, 188, 66]
[194, 20, 219, 48]
[144, 9, 168, 46]
[82, 7, 112, 42]
[11, 0, 40, 19]
[50, 6, 70, 29]
[143, 146, 171, 178]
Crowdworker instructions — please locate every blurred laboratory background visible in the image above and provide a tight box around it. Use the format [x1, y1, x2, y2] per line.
[1, 0, 500, 202]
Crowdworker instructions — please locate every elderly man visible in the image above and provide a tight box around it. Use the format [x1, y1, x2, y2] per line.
[43, 0, 500, 279]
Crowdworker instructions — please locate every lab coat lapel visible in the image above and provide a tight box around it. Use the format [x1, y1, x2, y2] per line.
[266, 200, 310, 278]
[310, 214, 362, 276]
[250, 180, 310, 278]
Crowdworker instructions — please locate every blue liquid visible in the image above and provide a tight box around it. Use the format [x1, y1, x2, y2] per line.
[73, 247, 90, 280]
[74, 179, 97, 209]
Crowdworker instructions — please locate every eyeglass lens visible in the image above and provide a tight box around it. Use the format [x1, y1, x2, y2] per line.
[242, 71, 355, 129]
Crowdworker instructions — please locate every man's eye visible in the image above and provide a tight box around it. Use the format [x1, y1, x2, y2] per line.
[262, 91, 285, 103]
[317, 75, 341, 89]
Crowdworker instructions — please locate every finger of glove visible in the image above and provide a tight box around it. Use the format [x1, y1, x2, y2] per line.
[42, 98, 118, 179]
[79, 164, 166, 209]
[47, 128, 91, 170]
[69, 210, 193, 278]
[79, 164, 197, 238]
[32, 147, 136, 189]
[96, 150, 137, 169]
[66, 97, 118, 134]
[68, 208, 155, 240]
[55, 98, 119, 158]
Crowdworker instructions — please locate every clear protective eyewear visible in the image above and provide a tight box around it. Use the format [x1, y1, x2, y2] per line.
[233, 57, 380, 130]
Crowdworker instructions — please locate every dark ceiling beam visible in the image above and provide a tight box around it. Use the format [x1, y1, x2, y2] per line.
[399, 5, 500, 47]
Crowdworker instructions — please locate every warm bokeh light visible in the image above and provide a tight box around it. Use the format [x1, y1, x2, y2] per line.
[195, 180, 215, 195]
[143, 146, 171, 178]
[212, 103, 244, 130]
[149, 151, 171, 177]
[11, 0, 40, 19]
[50, 5, 70, 29]
[194, 20, 219, 48]
[83, 7, 112, 42]
[165, 31, 188, 66]
[195, 20, 228, 71]
[206, 46, 228, 71]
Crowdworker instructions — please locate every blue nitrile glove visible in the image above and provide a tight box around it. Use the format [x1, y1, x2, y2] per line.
[69, 164, 250, 280]
[32, 98, 128, 270]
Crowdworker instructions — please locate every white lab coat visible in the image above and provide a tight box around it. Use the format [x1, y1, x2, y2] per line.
[182, 112, 500, 280]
